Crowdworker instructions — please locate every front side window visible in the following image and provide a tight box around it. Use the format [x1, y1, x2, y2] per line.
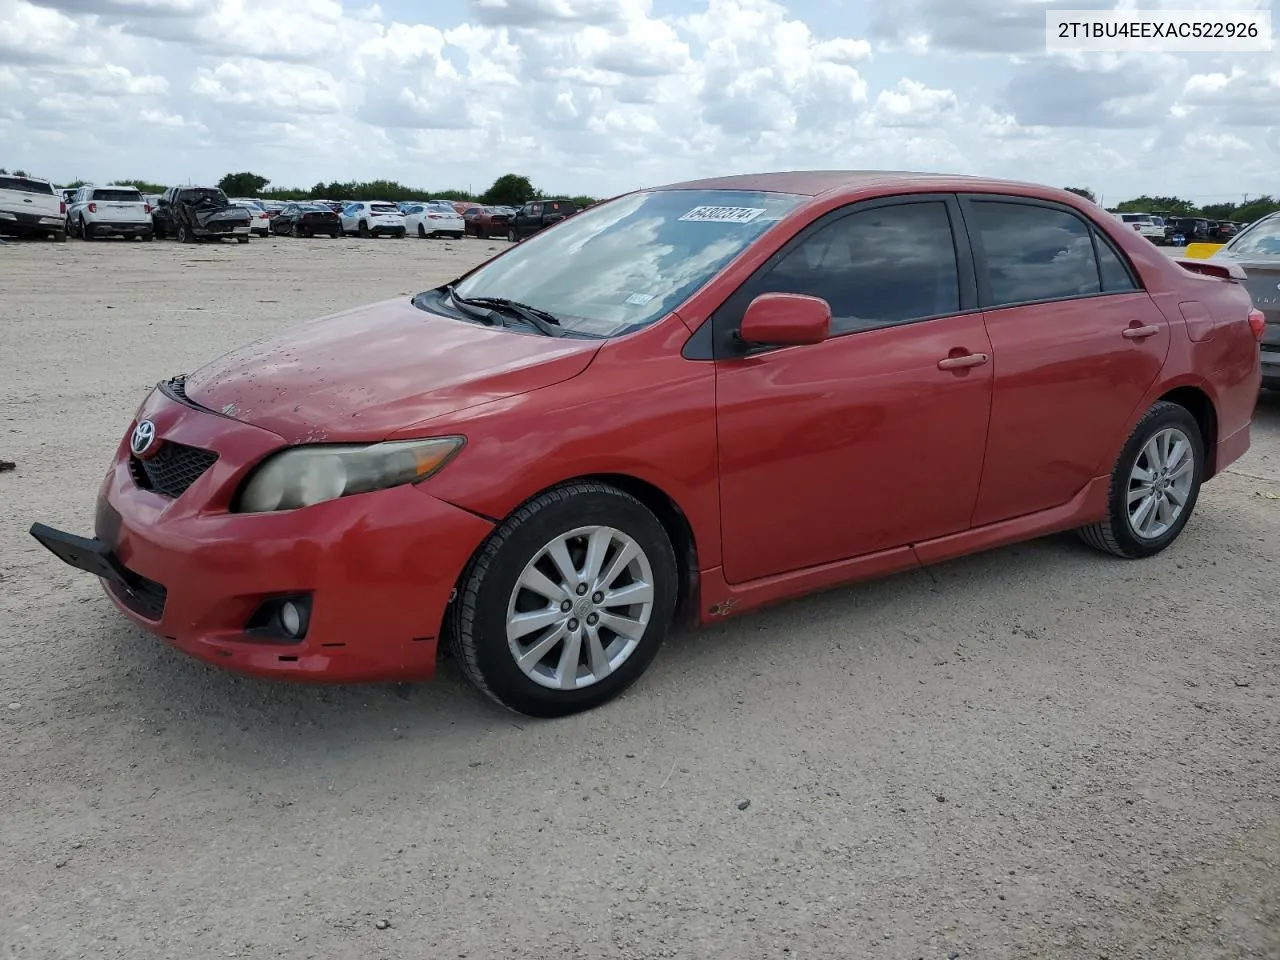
[445, 188, 805, 337]
[750, 201, 961, 333]
[971, 201, 1100, 306]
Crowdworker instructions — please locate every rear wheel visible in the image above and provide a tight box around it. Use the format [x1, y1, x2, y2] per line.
[177, 222, 193, 243]
[80, 216, 93, 240]
[507, 227, 517, 242]
[417, 223, 427, 238]
[142, 231, 153, 241]
[236, 236, 249, 244]
[1077, 401, 1204, 559]
[450, 482, 678, 717]
[358, 220, 370, 238]
[329, 230, 339, 239]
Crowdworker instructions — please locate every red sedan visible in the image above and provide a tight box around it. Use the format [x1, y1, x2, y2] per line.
[31, 171, 1264, 717]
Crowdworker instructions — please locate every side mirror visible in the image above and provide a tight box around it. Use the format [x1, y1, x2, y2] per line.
[739, 292, 831, 346]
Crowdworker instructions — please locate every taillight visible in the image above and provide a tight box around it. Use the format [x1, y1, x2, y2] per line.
[1248, 308, 1266, 342]
[144, 203, 152, 214]
[59, 200, 66, 214]
[88, 202, 97, 213]
[1132, 223, 1140, 230]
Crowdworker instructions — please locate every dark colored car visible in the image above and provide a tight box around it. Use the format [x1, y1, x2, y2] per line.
[508, 198, 578, 241]
[1211, 211, 1280, 389]
[28, 171, 1263, 718]
[153, 186, 251, 243]
[271, 202, 341, 238]
[463, 205, 514, 239]
[1167, 217, 1210, 243]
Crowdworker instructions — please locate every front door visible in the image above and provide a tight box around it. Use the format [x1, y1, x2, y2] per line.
[713, 196, 995, 584]
[959, 196, 1171, 526]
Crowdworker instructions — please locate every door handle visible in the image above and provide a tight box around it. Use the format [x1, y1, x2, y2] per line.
[937, 352, 989, 370]
[1122, 324, 1160, 339]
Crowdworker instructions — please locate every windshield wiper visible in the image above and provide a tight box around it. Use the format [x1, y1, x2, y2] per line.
[442, 284, 505, 327]
[454, 292, 565, 337]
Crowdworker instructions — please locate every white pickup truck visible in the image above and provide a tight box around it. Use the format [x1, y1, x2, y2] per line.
[66, 185, 153, 240]
[0, 174, 66, 241]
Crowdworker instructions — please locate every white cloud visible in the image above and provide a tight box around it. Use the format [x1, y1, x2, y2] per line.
[0, 0, 1275, 205]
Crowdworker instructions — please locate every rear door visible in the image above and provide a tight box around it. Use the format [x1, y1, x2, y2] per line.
[960, 195, 1171, 526]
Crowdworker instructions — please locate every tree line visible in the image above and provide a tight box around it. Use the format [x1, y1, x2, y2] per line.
[1064, 186, 1280, 223]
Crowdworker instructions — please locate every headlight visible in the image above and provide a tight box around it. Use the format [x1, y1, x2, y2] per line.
[234, 436, 464, 513]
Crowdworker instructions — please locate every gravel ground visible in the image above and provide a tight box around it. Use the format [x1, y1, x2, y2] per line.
[1, 235, 1277, 960]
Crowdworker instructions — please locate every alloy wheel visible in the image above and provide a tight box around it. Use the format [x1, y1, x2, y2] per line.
[1126, 426, 1195, 540]
[506, 525, 655, 691]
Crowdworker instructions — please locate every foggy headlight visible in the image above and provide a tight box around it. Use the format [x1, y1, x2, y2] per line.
[234, 437, 464, 513]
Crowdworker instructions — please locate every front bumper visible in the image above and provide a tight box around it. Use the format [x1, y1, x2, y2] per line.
[30, 387, 494, 682]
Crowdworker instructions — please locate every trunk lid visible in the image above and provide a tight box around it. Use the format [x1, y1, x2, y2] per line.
[183, 297, 602, 443]
[1216, 254, 1280, 347]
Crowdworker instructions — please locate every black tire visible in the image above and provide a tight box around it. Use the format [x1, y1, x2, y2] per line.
[1076, 401, 1204, 559]
[507, 227, 518, 242]
[53, 231, 67, 243]
[80, 217, 93, 240]
[358, 220, 370, 238]
[450, 482, 678, 718]
[142, 231, 153, 242]
[329, 231, 339, 239]
[177, 223, 193, 243]
[65, 216, 75, 236]
[477, 226, 487, 240]
[417, 223, 427, 239]
[237, 236, 249, 244]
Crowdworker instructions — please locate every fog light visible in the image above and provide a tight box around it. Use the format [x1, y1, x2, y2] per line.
[279, 601, 304, 638]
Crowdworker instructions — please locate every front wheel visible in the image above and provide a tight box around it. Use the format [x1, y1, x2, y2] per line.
[450, 482, 678, 718]
[1077, 401, 1204, 559]
[507, 227, 517, 242]
[417, 223, 427, 239]
[358, 220, 370, 238]
[80, 217, 93, 240]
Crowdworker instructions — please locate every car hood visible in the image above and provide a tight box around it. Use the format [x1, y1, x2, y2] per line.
[183, 297, 602, 442]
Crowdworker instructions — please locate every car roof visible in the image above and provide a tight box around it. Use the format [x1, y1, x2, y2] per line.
[651, 169, 1070, 201]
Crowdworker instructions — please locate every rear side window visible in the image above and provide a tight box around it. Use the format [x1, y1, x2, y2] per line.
[92, 189, 142, 202]
[752, 201, 961, 333]
[0, 176, 54, 194]
[1095, 232, 1138, 292]
[970, 201, 1100, 306]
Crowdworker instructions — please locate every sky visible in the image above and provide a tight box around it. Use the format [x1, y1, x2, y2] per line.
[1, 0, 1277, 205]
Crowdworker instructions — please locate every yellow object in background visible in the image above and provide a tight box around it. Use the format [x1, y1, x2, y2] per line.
[1183, 242, 1224, 259]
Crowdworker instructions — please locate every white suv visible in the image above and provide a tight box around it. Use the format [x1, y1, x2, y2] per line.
[340, 201, 406, 238]
[1115, 212, 1165, 244]
[67, 185, 153, 240]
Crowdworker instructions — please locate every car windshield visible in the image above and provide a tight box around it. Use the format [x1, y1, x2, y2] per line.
[448, 188, 805, 336]
[1219, 216, 1280, 258]
[0, 176, 54, 194]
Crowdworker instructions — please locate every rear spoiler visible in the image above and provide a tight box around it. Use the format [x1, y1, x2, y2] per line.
[1174, 257, 1247, 282]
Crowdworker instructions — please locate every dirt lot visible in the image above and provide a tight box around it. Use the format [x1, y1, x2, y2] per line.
[1, 235, 1278, 960]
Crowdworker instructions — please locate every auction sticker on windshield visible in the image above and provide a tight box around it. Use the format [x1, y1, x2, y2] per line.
[678, 206, 766, 224]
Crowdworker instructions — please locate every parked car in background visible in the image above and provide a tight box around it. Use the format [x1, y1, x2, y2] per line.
[339, 201, 405, 238]
[464, 205, 515, 239]
[1116, 212, 1166, 244]
[1211, 210, 1280, 389]
[508, 198, 578, 241]
[153, 185, 251, 243]
[404, 201, 464, 239]
[27, 171, 1263, 717]
[271, 202, 342, 238]
[59, 187, 78, 208]
[0, 173, 66, 241]
[1167, 216, 1210, 243]
[66, 185, 153, 241]
[231, 199, 271, 237]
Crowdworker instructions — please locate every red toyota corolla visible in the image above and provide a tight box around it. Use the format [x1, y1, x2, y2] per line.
[31, 171, 1264, 717]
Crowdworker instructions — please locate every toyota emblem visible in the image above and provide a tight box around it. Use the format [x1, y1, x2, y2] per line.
[130, 419, 158, 458]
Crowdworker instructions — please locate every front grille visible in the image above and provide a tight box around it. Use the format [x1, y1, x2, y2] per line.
[130, 442, 218, 498]
[107, 573, 167, 621]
